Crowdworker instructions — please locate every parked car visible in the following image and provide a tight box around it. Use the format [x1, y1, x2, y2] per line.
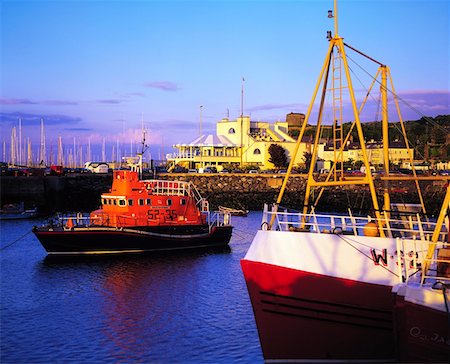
[172, 166, 188, 173]
[188, 169, 198, 173]
[248, 169, 259, 174]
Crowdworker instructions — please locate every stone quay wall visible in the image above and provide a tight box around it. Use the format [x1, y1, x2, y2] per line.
[1, 173, 448, 216]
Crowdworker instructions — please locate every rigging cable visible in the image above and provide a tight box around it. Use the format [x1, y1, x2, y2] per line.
[344, 46, 447, 135]
[0, 230, 32, 251]
[345, 53, 427, 159]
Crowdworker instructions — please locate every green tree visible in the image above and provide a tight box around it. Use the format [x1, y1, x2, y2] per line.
[268, 144, 288, 168]
[302, 151, 312, 170]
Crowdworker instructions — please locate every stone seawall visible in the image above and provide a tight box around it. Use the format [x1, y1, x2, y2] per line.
[1, 173, 448, 216]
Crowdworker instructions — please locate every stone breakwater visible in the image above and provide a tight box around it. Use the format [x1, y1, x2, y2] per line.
[1, 173, 448, 216]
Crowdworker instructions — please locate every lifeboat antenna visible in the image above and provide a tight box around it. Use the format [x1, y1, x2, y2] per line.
[136, 118, 148, 178]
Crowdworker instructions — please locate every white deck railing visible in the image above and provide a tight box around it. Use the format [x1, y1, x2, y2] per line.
[395, 237, 450, 285]
[261, 204, 448, 241]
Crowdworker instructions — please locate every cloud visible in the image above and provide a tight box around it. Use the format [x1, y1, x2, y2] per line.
[95, 99, 124, 104]
[144, 81, 180, 92]
[150, 118, 199, 131]
[0, 98, 79, 106]
[65, 127, 93, 132]
[42, 100, 79, 106]
[0, 98, 37, 105]
[0, 111, 82, 125]
[396, 90, 450, 112]
[248, 102, 306, 112]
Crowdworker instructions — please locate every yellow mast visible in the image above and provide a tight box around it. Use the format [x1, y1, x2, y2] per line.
[270, 0, 387, 233]
[381, 66, 391, 216]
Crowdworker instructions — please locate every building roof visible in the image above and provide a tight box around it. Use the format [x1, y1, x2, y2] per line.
[174, 134, 236, 147]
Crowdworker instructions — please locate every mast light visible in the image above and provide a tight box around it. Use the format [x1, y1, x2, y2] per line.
[328, 10, 334, 18]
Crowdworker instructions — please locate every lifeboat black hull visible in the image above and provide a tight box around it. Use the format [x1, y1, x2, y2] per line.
[32, 225, 233, 255]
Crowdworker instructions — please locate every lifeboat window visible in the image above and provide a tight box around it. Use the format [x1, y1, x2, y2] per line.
[113, 199, 117, 205]
[138, 199, 144, 206]
[102, 198, 106, 205]
[253, 148, 261, 155]
[118, 199, 125, 206]
[128, 199, 133, 206]
[228, 128, 235, 134]
[180, 199, 186, 206]
[146, 198, 151, 205]
[167, 199, 172, 206]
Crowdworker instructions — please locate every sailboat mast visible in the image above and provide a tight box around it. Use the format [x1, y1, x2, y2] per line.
[18, 118, 22, 166]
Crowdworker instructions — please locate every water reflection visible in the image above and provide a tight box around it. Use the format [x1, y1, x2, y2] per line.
[41, 247, 235, 362]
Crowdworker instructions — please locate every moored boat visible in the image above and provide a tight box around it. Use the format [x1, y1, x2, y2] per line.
[219, 206, 249, 217]
[0, 202, 38, 220]
[33, 146, 233, 255]
[241, 1, 449, 362]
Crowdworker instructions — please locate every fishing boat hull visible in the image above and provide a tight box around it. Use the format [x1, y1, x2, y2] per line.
[241, 230, 403, 362]
[33, 224, 233, 255]
[393, 283, 450, 363]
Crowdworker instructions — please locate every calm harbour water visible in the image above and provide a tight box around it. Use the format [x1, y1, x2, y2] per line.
[0, 213, 263, 363]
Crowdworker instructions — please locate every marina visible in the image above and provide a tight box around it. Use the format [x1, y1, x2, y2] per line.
[1, 0, 449, 362]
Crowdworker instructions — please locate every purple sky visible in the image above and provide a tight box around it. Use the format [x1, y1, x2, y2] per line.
[1, 0, 449, 162]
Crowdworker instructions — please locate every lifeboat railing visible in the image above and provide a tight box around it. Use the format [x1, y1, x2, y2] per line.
[143, 179, 192, 196]
[261, 203, 447, 241]
[55, 213, 92, 229]
[207, 210, 232, 229]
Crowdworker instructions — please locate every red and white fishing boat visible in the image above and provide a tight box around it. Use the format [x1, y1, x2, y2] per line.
[33, 139, 233, 255]
[241, 1, 449, 362]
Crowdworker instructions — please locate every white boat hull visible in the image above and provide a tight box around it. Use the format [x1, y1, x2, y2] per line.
[241, 230, 409, 361]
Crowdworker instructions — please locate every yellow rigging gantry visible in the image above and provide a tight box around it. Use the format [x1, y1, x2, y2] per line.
[269, 0, 426, 235]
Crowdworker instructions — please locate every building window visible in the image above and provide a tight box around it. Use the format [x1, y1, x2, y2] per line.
[254, 148, 261, 155]
[228, 128, 235, 134]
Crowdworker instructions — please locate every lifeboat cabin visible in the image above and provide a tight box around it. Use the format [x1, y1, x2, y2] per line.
[90, 170, 208, 228]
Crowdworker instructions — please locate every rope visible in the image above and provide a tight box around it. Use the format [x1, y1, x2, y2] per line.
[0, 230, 32, 251]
